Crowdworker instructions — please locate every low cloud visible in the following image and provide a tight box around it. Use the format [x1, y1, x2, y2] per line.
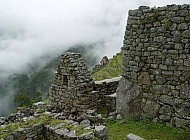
[0, 0, 189, 76]
[0, 0, 189, 115]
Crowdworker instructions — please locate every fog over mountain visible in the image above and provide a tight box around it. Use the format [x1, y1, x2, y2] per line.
[0, 0, 188, 77]
[0, 0, 189, 115]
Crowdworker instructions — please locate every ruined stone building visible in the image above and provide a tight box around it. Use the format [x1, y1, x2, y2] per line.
[100, 56, 109, 66]
[48, 52, 118, 117]
[49, 52, 94, 115]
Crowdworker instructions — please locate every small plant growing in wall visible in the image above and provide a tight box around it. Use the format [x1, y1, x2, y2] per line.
[151, 6, 159, 22]
[161, 19, 172, 29]
[144, 6, 159, 24]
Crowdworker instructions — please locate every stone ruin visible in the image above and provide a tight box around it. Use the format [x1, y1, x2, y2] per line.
[49, 52, 94, 116]
[48, 52, 119, 117]
[91, 56, 109, 74]
[0, 52, 110, 140]
[100, 56, 109, 66]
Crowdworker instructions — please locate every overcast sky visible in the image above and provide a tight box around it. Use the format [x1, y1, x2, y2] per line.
[0, 0, 189, 77]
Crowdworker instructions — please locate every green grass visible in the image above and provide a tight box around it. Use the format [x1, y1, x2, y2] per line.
[96, 106, 108, 118]
[106, 118, 190, 140]
[109, 58, 117, 67]
[116, 53, 122, 65]
[92, 52, 122, 81]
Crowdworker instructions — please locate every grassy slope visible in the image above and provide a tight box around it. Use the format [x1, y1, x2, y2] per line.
[92, 52, 122, 81]
[107, 119, 190, 140]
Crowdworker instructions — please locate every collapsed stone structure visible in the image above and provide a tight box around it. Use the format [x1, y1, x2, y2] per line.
[117, 4, 190, 129]
[0, 103, 108, 140]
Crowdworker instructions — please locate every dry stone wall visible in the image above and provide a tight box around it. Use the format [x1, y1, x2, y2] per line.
[49, 52, 94, 116]
[117, 4, 190, 129]
[93, 76, 121, 112]
[2, 123, 44, 140]
[49, 52, 120, 115]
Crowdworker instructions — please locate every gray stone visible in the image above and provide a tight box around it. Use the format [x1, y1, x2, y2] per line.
[71, 107, 77, 113]
[174, 117, 190, 129]
[143, 101, 160, 118]
[80, 119, 91, 128]
[155, 76, 165, 84]
[180, 85, 190, 99]
[66, 130, 76, 137]
[172, 17, 181, 23]
[177, 23, 188, 30]
[182, 30, 190, 38]
[126, 133, 145, 140]
[138, 72, 151, 85]
[86, 109, 95, 115]
[129, 10, 138, 16]
[79, 132, 94, 139]
[184, 59, 190, 66]
[5, 135, 14, 140]
[94, 125, 108, 139]
[55, 129, 66, 136]
[159, 115, 171, 122]
[107, 116, 115, 120]
[109, 111, 117, 116]
[159, 95, 174, 105]
[116, 114, 122, 120]
[174, 99, 190, 119]
[116, 77, 142, 119]
[17, 127, 25, 132]
[159, 105, 172, 115]
[159, 64, 167, 70]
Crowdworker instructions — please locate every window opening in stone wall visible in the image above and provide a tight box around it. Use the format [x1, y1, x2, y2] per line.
[63, 75, 68, 86]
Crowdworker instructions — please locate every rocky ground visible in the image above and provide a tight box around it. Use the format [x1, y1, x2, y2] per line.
[0, 101, 108, 140]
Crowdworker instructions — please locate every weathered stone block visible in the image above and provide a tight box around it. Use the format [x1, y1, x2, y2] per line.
[174, 117, 190, 129]
[138, 72, 151, 85]
[159, 95, 174, 105]
[94, 125, 108, 140]
[180, 85, 190, 99]
[182, 30, 190, 38]
[116, 77, 142, 119]
[143, 100, 160, 118]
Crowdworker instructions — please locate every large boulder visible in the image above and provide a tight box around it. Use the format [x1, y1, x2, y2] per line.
[116, 77, 142, 120]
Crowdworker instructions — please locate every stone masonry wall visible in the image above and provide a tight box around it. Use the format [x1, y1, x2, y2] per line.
[117, 4, 190, 129]
[49, 52, 93, 116]
[93, 76, 121, 112]
[48, 52, 119, 116]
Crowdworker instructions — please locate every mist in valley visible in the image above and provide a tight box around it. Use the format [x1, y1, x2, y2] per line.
[0, 0, 189, 116]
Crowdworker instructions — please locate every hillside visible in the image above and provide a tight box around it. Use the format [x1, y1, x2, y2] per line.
[92, 52, 122, 81]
